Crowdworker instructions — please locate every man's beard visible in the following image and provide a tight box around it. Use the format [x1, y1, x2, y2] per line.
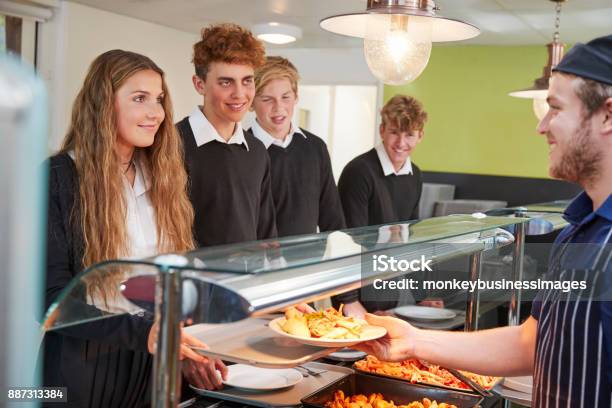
[549, 117, 602, 187]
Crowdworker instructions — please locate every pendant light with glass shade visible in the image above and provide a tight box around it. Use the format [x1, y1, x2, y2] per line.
[320, 0, 480, 85]
[509, 0, 566, 120]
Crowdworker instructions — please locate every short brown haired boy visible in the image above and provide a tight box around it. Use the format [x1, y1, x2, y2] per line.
[339, 94, 427, 227]
[336, 94, 428, 316]
[176, 23, 276, 247]
[380, 94, 428, 137]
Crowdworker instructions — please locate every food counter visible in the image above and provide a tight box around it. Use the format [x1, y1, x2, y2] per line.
[42, 208, 568, 408]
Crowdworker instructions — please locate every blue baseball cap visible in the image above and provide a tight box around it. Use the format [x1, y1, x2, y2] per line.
[553, 34, 612, 85]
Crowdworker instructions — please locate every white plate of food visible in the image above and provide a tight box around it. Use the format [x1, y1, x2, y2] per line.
[269, 306, 387, 347]
[220, 364, 303, 391]
[394, 305, 457, 322]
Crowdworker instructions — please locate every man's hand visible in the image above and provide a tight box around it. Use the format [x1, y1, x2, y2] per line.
[182, 357, 228, 390]
[353, 313, 419, 362]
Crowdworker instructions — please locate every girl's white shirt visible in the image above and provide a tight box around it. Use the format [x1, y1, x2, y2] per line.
[68, 150, 158, 314]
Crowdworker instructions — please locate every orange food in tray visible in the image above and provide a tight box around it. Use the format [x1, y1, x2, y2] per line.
[354, 356, 471, 391]
[458, 370, 500, 390]
[324, 390, 458, 408]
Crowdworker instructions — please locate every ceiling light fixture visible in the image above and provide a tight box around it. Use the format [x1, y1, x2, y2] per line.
[320, 0, 480, 85]
[509, 0, 566, 120]
[252, 22, 302, 45]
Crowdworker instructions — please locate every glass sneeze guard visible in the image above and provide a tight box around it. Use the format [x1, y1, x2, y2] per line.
[513, 200, 570, 213]
[154, 214, 532, 274]
[43, 214, 531, 333]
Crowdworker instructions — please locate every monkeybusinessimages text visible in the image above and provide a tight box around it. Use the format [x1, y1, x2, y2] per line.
[370, 254, 588, 294]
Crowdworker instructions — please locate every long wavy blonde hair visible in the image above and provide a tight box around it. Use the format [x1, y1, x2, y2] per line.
[61, 50, 194, 281]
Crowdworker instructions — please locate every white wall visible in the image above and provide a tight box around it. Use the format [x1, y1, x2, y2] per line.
[329, 85, 378, 179]
[295, 85, 332, 143]
[20, 19, 37, 63]
[39, 1, 200, 150]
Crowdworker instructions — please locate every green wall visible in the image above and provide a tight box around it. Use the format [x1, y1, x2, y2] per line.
[384, 45, 557, 179]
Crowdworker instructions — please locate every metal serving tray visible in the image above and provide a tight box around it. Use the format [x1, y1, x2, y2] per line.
[185, 319, 339, 368]
[352, 363, 475, 394]
[190, 362, 353, 408]
[301, 373, 483, 408]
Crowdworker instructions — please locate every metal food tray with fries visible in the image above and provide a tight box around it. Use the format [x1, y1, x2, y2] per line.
[301, 372, 483, 408]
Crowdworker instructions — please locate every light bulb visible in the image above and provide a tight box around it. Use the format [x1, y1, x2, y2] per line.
[257, 33, 297, 45]
[533, 98, 549, 121]
[363, 14, 432, 85]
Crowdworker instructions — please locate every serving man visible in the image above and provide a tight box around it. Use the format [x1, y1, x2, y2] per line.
[336, 95, 431, 316]
[177, 23, 277, 247]
[357, 35, 612, 407]
[251, 56, 345, 236]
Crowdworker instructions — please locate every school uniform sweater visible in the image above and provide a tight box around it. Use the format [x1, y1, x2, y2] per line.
[338, 148, 422, 228]
[335, 147, 422, 308]
[176, 117, 277, 247]
[251, 125, 345, 236]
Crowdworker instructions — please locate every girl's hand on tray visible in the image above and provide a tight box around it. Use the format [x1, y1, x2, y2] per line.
[147, 321, 214, 364]
[182, 357, 228, 390]
[180, 331, 213, 363]
[353, 313, 418, 362]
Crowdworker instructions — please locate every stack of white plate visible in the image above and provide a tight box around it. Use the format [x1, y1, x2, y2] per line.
[326, 348, 367, 362]
[493, 376, 533, 407]
[393, 305, 457, 322]
[503, 376, 533, 395]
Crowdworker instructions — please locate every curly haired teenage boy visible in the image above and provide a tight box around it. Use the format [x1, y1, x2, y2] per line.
[176, 23, 277, 247]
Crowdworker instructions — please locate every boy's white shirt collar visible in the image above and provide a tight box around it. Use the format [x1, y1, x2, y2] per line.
[188, 106, 249, 151]
[251, 119, 306, 149]
[375, 143, 413, 176]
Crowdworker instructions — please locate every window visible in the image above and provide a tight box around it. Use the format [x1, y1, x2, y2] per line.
[0, 10, 40, 66]
[2, 14, 23, 55]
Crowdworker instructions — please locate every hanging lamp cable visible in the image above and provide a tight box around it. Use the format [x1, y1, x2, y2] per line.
[553, 1, 563, 43]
